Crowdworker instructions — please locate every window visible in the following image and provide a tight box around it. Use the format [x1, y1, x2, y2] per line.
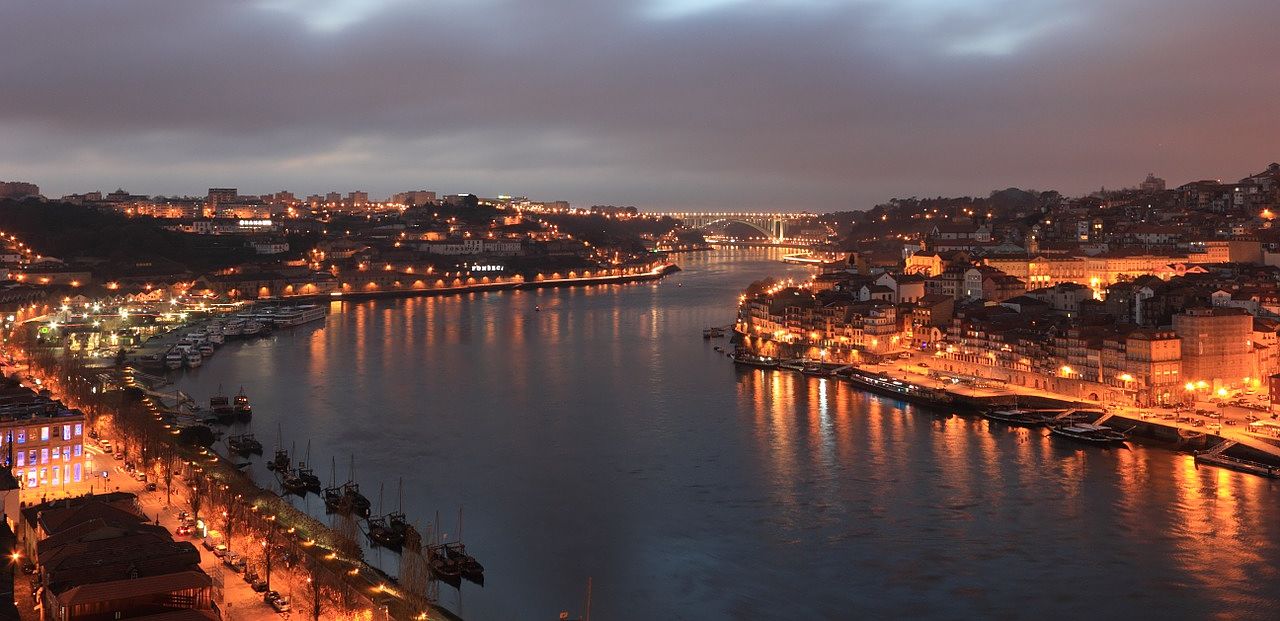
[62, 447, 70, 462]
[73, 445, 81, 457]
[51, 467, 59, 486]
[40, 427, 48, 442]
[40, 449, 48, 464]
[26, 471, 35, 488]
[15, 452, 23, 467]
[16, 430, 24, 444]
[28, 450, 36, 465]
[73, 463, 81, 483]
[63, 425, 70, 440]
[74, 424, 82, 437]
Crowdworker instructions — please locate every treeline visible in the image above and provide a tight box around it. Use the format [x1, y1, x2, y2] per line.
[0, 199, 256, 272]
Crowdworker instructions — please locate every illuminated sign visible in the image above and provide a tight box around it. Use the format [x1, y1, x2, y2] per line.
[468, 264, 504, 272]
[237, 219, 274, 227]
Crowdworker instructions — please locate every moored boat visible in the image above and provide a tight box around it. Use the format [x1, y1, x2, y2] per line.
[164, 350, 184, 370]
[227, 433, 263, 455]
[233, 387, 252, 420]
[185, 350, 203, 368]
[210, 388, 235, 423]
[982, 408, 1058, 427]
[730, 351, 779, 369]
[443, 542, 485, 581]
[838, 367, 955, 408]
[1050, 423, 1128, 445]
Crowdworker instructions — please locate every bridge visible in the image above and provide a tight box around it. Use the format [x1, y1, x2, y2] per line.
[647, 211, 818, 242]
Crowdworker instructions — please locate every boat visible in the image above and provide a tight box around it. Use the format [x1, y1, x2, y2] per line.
[702, 327, 725, 339]
[198, 344, 215, 357]
[982, 408, 1059, 427]
[367, 514, 403, 550]
[730, 351, 779, 369]
[280, 469, 308, 496]
[366, 484, 404, 549]
[343, 482, 371, 518]
[296, 441, 321, 492]
[1193, 452, 1280, 478]
[428, 548, 463, 586]
[184, 350, 203, 368]
[222, 320, 244, 338]
[778, 359, 807, 372]
[323, 486, 350, 513]
[266, 424, 290, 471]
[164, 350, 184, 370]
[238, 304, 326, 329]
[1049, 423, 1128, 445]
[838, 367, 955, 407]
[297, 463, 321, 493]
[210, 388, 235, 423]
[323, 457, 350, 513]
[240, 320, 264, 337]
[800, 363, 831, 377]
[233, 387, 252, 420]
[267, 447, 290, 471]
[443, 543, 485, 581]
[227, 433, 263, 455]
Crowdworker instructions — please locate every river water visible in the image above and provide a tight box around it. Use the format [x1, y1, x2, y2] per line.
[175, 248, 1280, 620]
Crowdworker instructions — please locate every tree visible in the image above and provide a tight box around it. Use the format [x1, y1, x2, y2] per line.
[188, 473, 204, 523]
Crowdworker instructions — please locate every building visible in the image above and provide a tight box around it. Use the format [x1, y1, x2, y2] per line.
[205, 188, 237, 206]
[417, 238, 523, 256]
[21, 493, 213, 620]
[1140, 173, 1166, 193]
[348, 191, 369, 206]
[0, 379, 87, 490]
[0, 181, 40, 200]
[392, 190, 437, 207]
[1173, 307, 1253, 389]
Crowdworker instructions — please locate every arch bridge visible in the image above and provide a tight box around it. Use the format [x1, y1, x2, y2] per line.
[648, 211, 817, 242]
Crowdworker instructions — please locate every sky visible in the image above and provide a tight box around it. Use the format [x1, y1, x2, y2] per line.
[1, 0, 1277, 211]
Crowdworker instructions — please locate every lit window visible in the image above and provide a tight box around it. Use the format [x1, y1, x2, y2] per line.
[74, 424, 81, 436]
[40, 427, 48, 442]
[16, 430, 24, 444]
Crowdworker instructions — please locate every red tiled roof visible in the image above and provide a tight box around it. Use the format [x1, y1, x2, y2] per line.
[55, 570, 211, 606]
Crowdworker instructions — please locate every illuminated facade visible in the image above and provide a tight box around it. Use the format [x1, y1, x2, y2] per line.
[0, 411, 87, 490]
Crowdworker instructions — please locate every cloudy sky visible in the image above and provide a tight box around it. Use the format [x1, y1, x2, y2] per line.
[1, 0, 1276, 210]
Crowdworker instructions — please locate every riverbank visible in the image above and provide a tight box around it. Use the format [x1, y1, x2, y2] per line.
[10, 349, 459, 620]
[731, 350, 1280, 477]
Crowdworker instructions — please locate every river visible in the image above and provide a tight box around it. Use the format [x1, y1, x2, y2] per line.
[174, 247, 1280, 620]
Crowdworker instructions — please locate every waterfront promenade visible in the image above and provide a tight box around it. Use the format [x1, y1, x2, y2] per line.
[817, 348, 1280, 465]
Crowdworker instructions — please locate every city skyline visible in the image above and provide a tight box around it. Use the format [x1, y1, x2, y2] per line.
[3, 1, 1278, 210]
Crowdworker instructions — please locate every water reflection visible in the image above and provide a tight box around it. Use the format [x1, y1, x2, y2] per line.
[173, 248, 1280, 619]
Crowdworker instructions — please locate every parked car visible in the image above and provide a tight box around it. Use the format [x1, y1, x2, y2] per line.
[269, 595, 290, 613]
[146, 482, 158, 492]
[212, 544, 228, 558]
[252, 578, 269, 593]
[265, 590, 291, 612]
[201, 538, 216, 551]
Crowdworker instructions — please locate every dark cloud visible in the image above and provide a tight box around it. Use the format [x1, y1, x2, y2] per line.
[1, 0, 1277, 209]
